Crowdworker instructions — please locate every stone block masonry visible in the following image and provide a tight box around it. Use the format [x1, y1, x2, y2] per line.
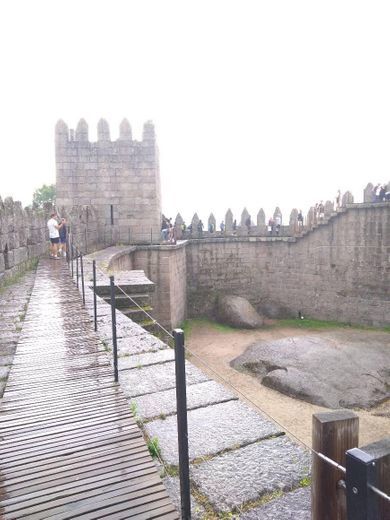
[186, 203, 390, 327]
[97, 201, 389, 329]
[0, 197, 47, 285]
[55, 118, 162, 247]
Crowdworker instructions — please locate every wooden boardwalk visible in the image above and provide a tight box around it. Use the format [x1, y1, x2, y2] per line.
[0, 260, 179, 520]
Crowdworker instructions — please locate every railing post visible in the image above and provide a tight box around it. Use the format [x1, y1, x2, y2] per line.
[173, 328, 191, 520]
[346, 439, 390, 520]
[84, 227, 88, 253]
[70, 237, 74, 278]
[92, 260, 97, 332]
[346, 448, 378, 520]
[80, 253, 85, 305]
[76, 249, 79, 288]
[312, 410, 359, 520]
[66, 233, 70, 265]
[109, 276, 118, 383]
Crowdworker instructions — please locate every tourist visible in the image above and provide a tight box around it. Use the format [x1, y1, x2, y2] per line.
[275, 215, 281, 235]
[220, 221, 225, 233]
[336, 190, 341, 209]
[208, 222, 214, 233]
[161, 215, 169, 241]
[58, 218, 67, 257]
[168, 222, 175, 244]
[297, 210, 304, 227]
[268, 217, 274, 235]
[374, 184, 382, 202]
[197, 220, 204, 236]
[318, 201, 325, 221]
[379, 185, 386, 202]
[233, 219, 237, 233]
[47, 212, 64, 259]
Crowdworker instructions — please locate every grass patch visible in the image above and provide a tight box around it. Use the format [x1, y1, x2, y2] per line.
[276, 318, 390, 332]
[130, 400, 143, 427]
[160, 464, 179, 478]
[147, 436, 161, 459]
[180, 318, 236, 339]
[299, 476, 311, 487]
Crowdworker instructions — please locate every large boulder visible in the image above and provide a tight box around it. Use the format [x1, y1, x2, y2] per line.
[216, 295, 264, 329]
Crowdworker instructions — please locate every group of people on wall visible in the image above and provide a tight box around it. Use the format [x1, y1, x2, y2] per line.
[372, 183, 390, 202]
[47, 212, 67, 259]
[161, 215, 176, 244]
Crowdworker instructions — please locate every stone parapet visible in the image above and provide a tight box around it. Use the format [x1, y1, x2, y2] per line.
[56, 119, 162, 247]
[0, 196, 47, 285]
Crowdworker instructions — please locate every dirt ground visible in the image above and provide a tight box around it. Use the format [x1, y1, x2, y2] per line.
[186, 321, 390, 448]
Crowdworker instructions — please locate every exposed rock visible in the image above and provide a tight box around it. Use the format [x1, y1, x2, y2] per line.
[231, 331, 390, 409]
[216, 295, 264, 328]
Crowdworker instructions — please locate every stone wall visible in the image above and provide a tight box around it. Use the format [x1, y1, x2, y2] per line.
[109, 243, 187, 328]
[0, 197, 47, 284]
[55, 118, 162, 246]
[132, 244, 187, 328]
[185, 203, 390, 327]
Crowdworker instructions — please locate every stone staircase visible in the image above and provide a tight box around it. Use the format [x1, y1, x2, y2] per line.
[93, 270, 157, 333]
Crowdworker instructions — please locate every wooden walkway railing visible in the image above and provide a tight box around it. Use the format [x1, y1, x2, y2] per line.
[0, 259, 178, 520]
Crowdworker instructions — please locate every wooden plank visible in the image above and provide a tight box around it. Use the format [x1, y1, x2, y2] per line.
[8, 476, 163, 518]
[0, 260, 177, 520]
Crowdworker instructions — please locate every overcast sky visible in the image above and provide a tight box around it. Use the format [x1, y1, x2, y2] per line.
[1, 1, 389, 224]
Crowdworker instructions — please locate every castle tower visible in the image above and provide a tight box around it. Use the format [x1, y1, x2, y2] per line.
[55, 119, 162, 245]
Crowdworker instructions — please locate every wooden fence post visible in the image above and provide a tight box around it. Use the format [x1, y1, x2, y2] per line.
[312, 410, 359, 520]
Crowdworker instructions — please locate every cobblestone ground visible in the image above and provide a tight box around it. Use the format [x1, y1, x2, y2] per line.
[79, 253, 312, 518]
[0, 269, 36, 397]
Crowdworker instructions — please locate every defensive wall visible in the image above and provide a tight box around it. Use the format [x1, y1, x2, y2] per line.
[105, 201, 390, 328]
[0, 197, 47, 284]
[54, 121, 389, 327]
[55, 118, 161, 246]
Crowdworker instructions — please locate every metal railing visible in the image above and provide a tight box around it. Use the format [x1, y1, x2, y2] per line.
[67, 236, 390, 520]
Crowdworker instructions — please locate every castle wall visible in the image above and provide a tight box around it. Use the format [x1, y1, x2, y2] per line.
[109, 243, 187, 328]
[0, 197, 47, 284]
[185, 203, 390, 327]
[55, 119, 162, 246]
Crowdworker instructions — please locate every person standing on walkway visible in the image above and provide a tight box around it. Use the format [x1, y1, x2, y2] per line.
[58, 218, 67, 257]
[47, 212, 64, 259]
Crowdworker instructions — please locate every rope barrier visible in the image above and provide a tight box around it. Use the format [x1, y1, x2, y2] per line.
[69, 238, 390, 505]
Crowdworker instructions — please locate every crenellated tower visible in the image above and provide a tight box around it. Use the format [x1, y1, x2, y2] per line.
[55, 118, 162, 245]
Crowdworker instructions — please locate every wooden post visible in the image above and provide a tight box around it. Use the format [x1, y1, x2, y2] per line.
[312, 410, 359, 520]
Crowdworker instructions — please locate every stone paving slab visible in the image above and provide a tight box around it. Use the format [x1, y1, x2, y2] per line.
[146, 400, 282, 465]
[239, 487, 311, 519]
[117, 333, 167, 355]
[118, 348, 174, 370]
[0, 271, 36, 397]
[163, 476, 205, 519]
[120, 361, 209, 398]
[134, 380, 237, 420]
[191, 436, 310, 513]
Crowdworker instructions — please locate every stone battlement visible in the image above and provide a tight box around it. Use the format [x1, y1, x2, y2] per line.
[55, 119, 162, 246]
[0, 197, 48, 283]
